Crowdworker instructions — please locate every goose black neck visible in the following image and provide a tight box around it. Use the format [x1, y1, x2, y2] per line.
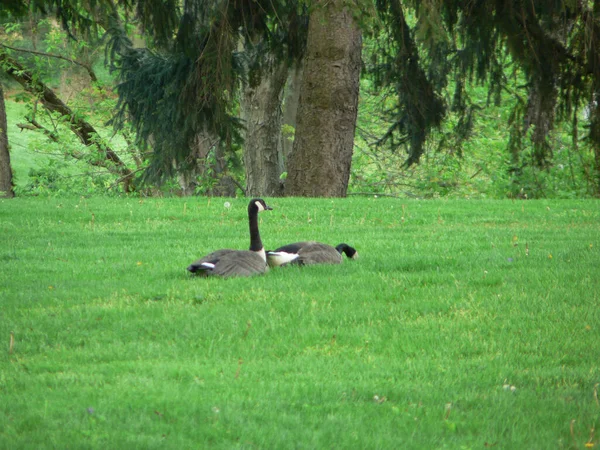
[335, 243, 349, 254]
[248, 206, 263, 252]
[335, 243, 355, 257]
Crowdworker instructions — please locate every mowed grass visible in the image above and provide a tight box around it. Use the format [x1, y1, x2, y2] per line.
[1, 196, 599, 449]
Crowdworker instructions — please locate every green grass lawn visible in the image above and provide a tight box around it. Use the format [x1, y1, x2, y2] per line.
[1, 196, 599, 449]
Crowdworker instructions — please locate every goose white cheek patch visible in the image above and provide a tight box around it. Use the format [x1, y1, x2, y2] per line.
[255, 201, 265, 212]
[201, 262, 216, 269]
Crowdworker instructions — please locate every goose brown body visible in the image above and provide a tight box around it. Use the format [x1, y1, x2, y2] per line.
[187, 199, 271, 277]
[267, 241, 358, 267]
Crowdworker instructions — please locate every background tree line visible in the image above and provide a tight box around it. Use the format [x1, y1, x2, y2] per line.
[1, 0, 600, 199]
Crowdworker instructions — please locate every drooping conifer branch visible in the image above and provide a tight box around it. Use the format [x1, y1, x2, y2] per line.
[371, 0, 445, 166]
[104, 0, 307, 186]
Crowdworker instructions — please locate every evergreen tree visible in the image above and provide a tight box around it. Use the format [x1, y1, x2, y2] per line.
[105, 0, 307, 192]
[370, 0, 600, 195]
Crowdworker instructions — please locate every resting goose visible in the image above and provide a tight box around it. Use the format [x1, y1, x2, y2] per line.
[187, 198, 272, 277]
[267, 241, 358, 267]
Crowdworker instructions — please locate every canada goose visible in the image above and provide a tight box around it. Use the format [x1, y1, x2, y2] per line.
[187, 198, 272, 277]
[267, 242, 358, 267]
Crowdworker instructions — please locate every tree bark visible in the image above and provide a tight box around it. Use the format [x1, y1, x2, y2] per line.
[0, 83, 15, 198]
[210, 142, 238, 197]
[241, 57, 288, 197]
[523, 75, 557, 168]
[284, 0, 361, 197]
[281, 63, 303, 162]
[593, 143, 600, 197]
[176, 131, 238, 197]
[0, 50, 135, 192]
[588, 92, 600, 197]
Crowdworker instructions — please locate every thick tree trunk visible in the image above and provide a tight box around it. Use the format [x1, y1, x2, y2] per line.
[0, 50, 135, 192]
[177, 131, 238, 197]
[593, 145, 600, 197]
[210, 142, 238, 197]
[281, 63, 303, 162]
[588, 92, 600, 197]
[241, 58, 288, 197]
[0, 83, 15, 198]
[524, 76, 557, 168]
[176, 132, 215, 196]
[284, 0, 361, 197]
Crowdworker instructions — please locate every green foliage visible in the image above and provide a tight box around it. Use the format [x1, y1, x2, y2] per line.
[21, 158, 113, 196]
[5, 90, 139, 196]
[364, 0, 600, 196]
[0, 0, 28, 17]
[281, 123, 295, 142]
[1, 197, 599, 447]
[353, 56, 597, 199]
[1, 14, 149, 194]
[4, 1, 599, 199]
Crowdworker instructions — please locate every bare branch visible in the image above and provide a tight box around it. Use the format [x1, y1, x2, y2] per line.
[17, 118, 59, 142]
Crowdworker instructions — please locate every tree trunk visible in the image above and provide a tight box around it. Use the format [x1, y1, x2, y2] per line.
[241, 58, 288, 197]
[588, 92, 600, 197]
[593, 144, 600, 197]
[177, 131, 238, 197]
[281, 63, 303, 162]
[176, 132, 215, 196]
[284, 0, 361, 197]
[524, 76, 557, 168]
[210, 142, 238, 197]
[0, 83, 15, 198]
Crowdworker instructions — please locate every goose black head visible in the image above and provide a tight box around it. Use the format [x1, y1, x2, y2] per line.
[336, 243, 358, 259]
[249, 198, 273, 213]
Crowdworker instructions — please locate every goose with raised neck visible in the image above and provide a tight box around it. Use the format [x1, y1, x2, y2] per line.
[187, 198, 272, 277]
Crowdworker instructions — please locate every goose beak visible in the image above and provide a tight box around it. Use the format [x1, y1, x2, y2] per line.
[265, 204, 273, 210]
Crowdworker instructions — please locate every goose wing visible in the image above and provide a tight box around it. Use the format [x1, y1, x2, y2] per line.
[268, 242, 342, 266]
[188, 249, 267, 277]
[296, 242, 342, 265]
[209, 250, 268, 277]
[187, 249, 235, 274]
[272, 241, 317, 254]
